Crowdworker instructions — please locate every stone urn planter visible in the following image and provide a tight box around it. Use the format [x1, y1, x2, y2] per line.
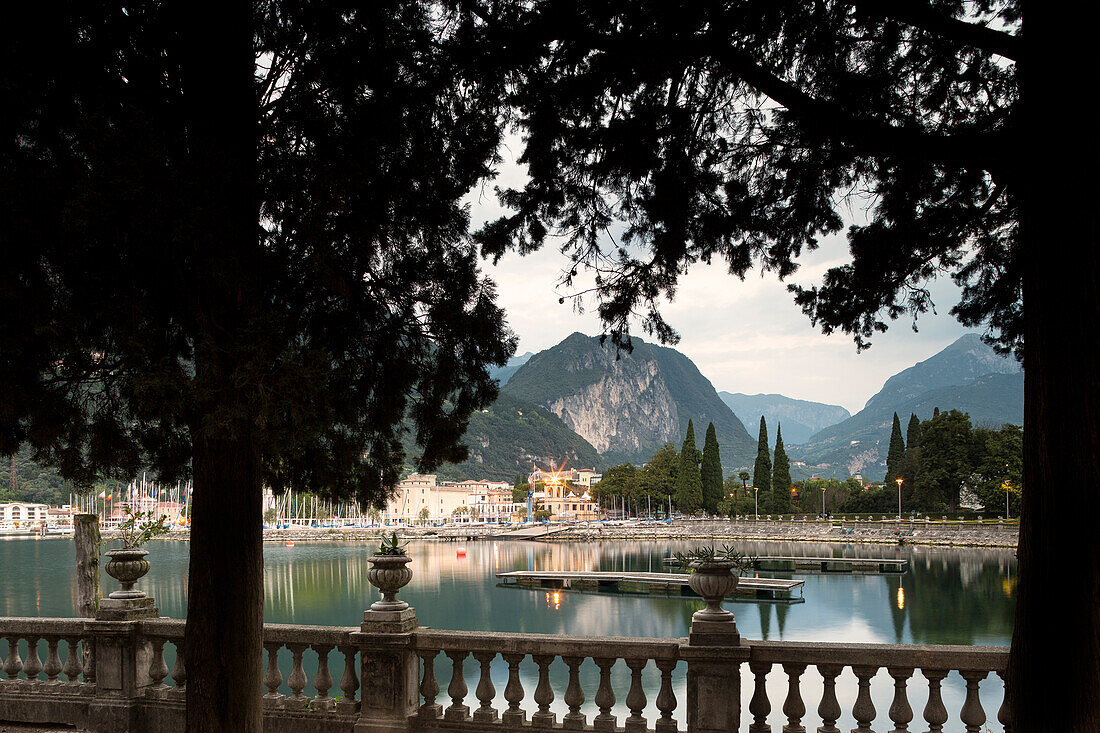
[104, 548, 151, 599]
[367, 554, 413, 611]
[688, 559, 740, 623]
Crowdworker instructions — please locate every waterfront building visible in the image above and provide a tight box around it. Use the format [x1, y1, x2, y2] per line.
[0, 503, 49, 524]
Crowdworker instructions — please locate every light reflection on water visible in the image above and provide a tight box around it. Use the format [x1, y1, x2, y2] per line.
[0, 537, 1014, 731]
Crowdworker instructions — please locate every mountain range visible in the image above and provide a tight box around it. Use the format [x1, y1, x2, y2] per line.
[791, 334, 1023, 479]
[7, 331, 1025, 496]
[718, 392, 850, 445]
[503, 333, 757, 472]
[488, 352, 533, 386]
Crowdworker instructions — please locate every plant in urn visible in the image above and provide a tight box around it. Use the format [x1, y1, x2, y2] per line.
[105, 510, 170, 599]
[367, 532, 413, 611]
[674, 545, 754, 628]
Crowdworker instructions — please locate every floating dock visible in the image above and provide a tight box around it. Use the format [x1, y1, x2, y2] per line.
[495, 570, 804, 601]
[661, 555, 908, 574]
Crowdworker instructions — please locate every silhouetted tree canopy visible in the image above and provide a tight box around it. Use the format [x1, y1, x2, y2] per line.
[473, 0, 1021, 356]
[1, 1, 514, 502]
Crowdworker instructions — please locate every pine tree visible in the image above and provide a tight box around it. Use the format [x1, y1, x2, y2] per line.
[700, 422, 724, 515]
[770, 424, 793, 513]
[674, 420, 703, 513]
[884, 413, 906, 486]
[752, 416, 772, 503]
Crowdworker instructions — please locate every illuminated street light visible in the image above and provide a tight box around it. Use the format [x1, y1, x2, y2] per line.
[896, 477, 904, 520]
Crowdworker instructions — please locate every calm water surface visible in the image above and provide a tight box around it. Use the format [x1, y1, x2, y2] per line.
[0, 537, 1015, 731]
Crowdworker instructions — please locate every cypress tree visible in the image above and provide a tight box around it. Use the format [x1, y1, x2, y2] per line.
[884, 412, 906, 485]
[752, 416, 772, 501]
[674, 420, 703, 513]
[771, 424, 793, 513]
[906, 413, 921, 449]
[700, 422, 724, 514]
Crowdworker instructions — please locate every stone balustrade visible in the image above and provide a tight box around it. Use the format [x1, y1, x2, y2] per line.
[0, 612, 1010, 732]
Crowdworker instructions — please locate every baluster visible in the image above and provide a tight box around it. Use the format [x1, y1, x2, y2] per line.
[337, 645, 359, 714]
[921, 670, 949, 732]
[169, 644, 185, 691]
[311, 643, 334, 711]
[782, 663, 807, 733]
[996, 670, 1013, 733]
[286, 643, 308, 709]
[851, 666, 878, 733]
[817, 664, 843, 733]
[263, 643, 284, 706]
[748, 661, 772, 733]
[82, 639, 95, 685]
[148, 639, 169, 689]
[62, 638, 82, 683]
[592, 657, 617, 730]
[4, 636, 23, 679]
[444, 650, 470, 721]
[502, 653, 526, 726]
[531, 654, 556, 727]
[887, 667, 914, 732]
[43, 637, 63, 684]
[473, 651, 498, 723]
[563, 656, 585, 729]
[959, 671, 988, 733]
[418, 650, 442, 719]
[625, 658, 649, 731]
[655, 658, 677, 733]
[22, 637, 42, 682]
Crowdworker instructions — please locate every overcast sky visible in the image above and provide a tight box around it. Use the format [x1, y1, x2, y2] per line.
[469, 141, 973, 415]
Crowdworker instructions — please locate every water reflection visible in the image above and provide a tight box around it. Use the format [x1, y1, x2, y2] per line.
[0, 537, 1014, 732]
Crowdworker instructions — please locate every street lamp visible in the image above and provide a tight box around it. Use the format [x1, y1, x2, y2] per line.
[821, 485, 827, 517]
[754, 486, 759, 519]
[896, 478, 904, 520]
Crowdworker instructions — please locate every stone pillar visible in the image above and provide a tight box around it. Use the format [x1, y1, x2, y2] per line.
[351, 606, 419, 733]
[682, 615, 749, 732]
[87, 595, 159, 730]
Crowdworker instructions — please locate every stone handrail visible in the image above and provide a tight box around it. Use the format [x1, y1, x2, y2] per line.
[743, 640, 1009, 732]
[414, 628, 682, 729]
[0, 616, 1012, 731]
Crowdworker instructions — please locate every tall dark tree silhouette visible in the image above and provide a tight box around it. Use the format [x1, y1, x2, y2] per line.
[674, 419, 703, 512]
[751, 416, 771, 499]
[885, 412, 906, 486]
[1, 2, 512, 729]
[770, 424, 793, 513]
[699, 422, 723, 514]
[473, 2, 1097, 727]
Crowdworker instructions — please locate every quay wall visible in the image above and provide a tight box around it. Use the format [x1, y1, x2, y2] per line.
[116, 518, 1017, 548]
[546, 519, 1018, 548]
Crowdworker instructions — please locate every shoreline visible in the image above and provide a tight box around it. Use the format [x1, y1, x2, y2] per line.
[94, 518, 1016, 549]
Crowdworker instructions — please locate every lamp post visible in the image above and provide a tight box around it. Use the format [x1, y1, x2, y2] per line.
[896, 478, 903, 520]
[822, 485, 827, 517]
[1004, 462, 1010, 520]
[754, 487, 759, 519]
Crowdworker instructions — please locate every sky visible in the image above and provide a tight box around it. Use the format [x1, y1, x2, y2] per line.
[468, 140, 973, 416]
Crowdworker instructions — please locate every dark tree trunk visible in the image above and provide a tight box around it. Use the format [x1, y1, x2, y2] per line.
[1010, 3, 1100, 729]
[186, 433, 263, 731]
[177, 0, 260, 730]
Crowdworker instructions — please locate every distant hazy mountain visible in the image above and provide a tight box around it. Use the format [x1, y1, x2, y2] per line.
[504, 333, 756, 472]
[718, 392, 850, 445]
[791, 334, 1023, 479]
[406, 391, 603, 482]
[488, 351, 534, 386]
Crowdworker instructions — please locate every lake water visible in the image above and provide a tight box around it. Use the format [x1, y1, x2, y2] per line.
[0, 537, 1015, 731]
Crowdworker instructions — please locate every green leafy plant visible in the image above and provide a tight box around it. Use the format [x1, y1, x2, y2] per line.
[673, 544, 755, 573]
[118, 509, 171, 549]
[376, 531, 408, 556]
